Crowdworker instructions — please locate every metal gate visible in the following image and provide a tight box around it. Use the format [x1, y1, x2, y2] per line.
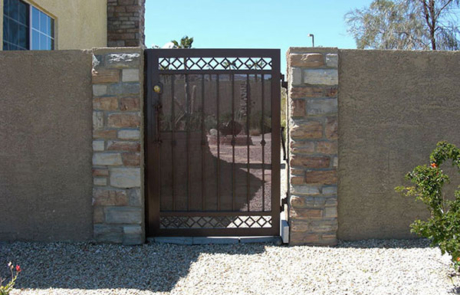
[145, 49, 280, 236]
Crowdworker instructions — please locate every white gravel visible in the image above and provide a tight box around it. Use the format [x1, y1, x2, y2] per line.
[1, 239, 459, 295]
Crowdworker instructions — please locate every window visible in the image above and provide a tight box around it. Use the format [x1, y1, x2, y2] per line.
[3, 0, 54, 50]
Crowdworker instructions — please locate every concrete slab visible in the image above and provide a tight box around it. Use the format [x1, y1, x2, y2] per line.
[239, 236, 280, 244]
[154, 237, 193, 245]
[192, 237, 240, 245]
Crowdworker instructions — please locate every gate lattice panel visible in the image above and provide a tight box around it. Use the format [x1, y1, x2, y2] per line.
[145, 49, 280, 236]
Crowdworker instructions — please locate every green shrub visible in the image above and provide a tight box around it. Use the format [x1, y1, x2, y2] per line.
[396, 141, 460, 271]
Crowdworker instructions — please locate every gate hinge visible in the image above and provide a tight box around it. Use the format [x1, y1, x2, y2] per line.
[280, 74, 287, 89]
[280, 194, 288, 212]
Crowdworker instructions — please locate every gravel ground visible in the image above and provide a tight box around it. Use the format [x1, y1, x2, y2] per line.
[1, 239, 459, 295]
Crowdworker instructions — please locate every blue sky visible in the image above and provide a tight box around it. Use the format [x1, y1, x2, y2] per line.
[145, 0, 375, 73]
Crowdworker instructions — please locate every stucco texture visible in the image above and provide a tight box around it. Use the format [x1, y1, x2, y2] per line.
[0, 0, 107, 50]
[338, 50, 460, 240]
[0, 50, 93, 241]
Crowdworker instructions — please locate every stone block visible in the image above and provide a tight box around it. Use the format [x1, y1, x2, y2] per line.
[303, 69, 338, 86]
[290, 156, 330, 168]
[92, 69, 120, 84]
[118, 129, 140, 140]
[110, 168, 141, 188]
[107, 141, 141, 152]
[291, 99, 306, 117]
[333, 156, 338, 168]
[322, 186, 337, 195]
[120, 97, 140, 111]
[325, 117, 338, 139]
[93, 85, 108, 97]
[106, 53, 140, 68]
[306, 170, 338, 185]
[291, 177, 305, 185]
[108, 113, 141, 128]
[324, 207, 338, 218]
[94, 225, 123, 243]
[290, 67, 302, 86]
[291, 208, 323, 219]
[93, 153, 123, 166]
[93, 188, 128, 206]
[93, 168, 109, 177]
[290, 53, 324, 67]
[93, 97, 119, 111]
[290, 168, 304, 176]
[290, 121, 323, 139]
[105, 207, 142, 224]
[93, 111, 104, 130]
[305, 196, 327, 208]
[307, 98, 338, 115]
[128, 188, 142, 206]
[325, 197, 338, 207]
[290, 141, 315, 154]
[310, 220, 338, 233]
[291, 195, 327, 208]
[316, 141, 338, 154]
[290, 86, 337, 99]
[94, 206, 105, 224]
[92, 140, 105, 152]
[122, 69, 140, 82]
[290, 220, 310, 232]
[122, 153, 141, 166]
[94, 177, 108, 186]
[107, 83, 140, 96]
[93, 130, 118, 139]
[123, 225, 142, 235]
[291, 185, 320, 195]
[326, 54, 338, 68]
[290, 233, 321, 245]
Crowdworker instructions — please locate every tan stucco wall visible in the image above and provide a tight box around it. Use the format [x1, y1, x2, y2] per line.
[338, 50, 460, 240]
[0, 50, 93, 241]
[0, 0, 107, 50]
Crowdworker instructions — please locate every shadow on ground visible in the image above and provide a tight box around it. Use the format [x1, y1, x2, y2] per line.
[0, 241, 269, 292]
[336, 238, 432, 249]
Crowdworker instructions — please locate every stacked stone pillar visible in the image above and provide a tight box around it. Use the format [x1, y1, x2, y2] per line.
[91, 48, 144, 245]
[287, 48, 339, 246]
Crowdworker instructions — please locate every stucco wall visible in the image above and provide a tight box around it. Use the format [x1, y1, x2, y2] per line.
[0, 0, 107, 50]
[338, 50, 460, 240]
[0, 50, 93, 241]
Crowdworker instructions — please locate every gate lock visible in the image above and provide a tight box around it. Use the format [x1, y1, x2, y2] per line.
[153, 85, 162, 94]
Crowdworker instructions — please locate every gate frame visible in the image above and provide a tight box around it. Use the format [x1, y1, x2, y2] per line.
[145, 48, 281, 237]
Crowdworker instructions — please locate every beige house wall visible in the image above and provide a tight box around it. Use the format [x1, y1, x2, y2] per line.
[0, 0, 107, 50]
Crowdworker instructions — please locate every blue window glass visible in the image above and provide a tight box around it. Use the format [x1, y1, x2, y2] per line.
[18, 0, 28, 24]
[3, 0, 54, 51]
[31, 30, 39, 50]
[32, 7, 39, 30]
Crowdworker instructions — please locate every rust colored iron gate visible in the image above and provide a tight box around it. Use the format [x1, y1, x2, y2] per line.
[145, 49, 281, 236]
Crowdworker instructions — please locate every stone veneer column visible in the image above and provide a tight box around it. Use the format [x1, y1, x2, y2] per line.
[287, 48, 339, 246]
[91, 48, 144, 245]
[107, 0, 145, 47]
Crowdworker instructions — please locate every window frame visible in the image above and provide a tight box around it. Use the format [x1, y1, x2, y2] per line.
[29, 5, 55, 50]
[2, 0, 55, 50]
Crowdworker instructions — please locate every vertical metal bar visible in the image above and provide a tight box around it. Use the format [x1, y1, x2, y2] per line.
[171, 75, 176, 211]
[216, 74, 221, 211]
[231, 74, 235, 211]
[246, 74, 250, 212]
[270, 52, 281, 235]
[186, 74, 191, 211]
[261, 74, 265, 212]
[146, 49, 161, 236]
[201, 74, 206, 211]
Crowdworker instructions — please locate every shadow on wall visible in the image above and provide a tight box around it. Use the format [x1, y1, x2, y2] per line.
[0, 242, 268, 292]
